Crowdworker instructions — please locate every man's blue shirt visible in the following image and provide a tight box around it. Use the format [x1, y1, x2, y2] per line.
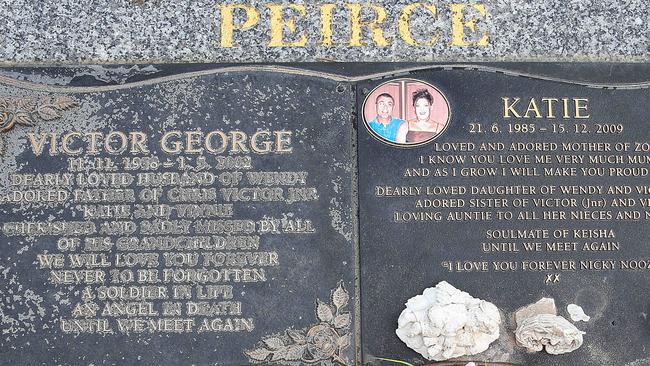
[368, 117, 404, 141]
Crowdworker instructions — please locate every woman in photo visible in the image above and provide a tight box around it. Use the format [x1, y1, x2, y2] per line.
[396, 88, 446, 144]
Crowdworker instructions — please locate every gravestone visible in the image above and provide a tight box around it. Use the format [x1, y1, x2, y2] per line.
[0, 0, 648, 365]
[358, 64, 650, 365]
[0, 68, 356, 365]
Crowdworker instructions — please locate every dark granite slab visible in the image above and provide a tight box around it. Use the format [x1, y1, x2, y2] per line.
[358, 65, 650, 365]
[1, 64, 649, 366]
[0, 68, 356, 365]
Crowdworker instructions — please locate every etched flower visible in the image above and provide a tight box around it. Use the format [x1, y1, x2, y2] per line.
[306, 323, 339, 360]
[245, 282, 350, 366]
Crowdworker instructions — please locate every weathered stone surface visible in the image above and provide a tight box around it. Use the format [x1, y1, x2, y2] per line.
[0, 68, 356, 365]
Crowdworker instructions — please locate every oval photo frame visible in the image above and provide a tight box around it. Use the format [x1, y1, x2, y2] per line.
[362, 79, 451, 148]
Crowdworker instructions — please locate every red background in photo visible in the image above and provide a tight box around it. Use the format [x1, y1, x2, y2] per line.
[404, 82, 449, 124]
[363, 82, 401, 122]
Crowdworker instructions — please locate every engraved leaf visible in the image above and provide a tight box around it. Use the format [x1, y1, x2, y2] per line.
[17, 98, 37, 111]
[333, 313, 351, 329]
[270, 347, 288, 361]
[332, 282, 349, 310]
[246, 348, 271, 361]
[53, 96, 77, 110]
[336, 334, 350, 348]
[284, 344, 306, 360]
[337, 334, 351, 349]
[263, 337, 285, 350]
[332, 353, 349, 366]
[317, 300, 334, 322]
[13, 113, 33, 127]
[37, 106, 62, 120]
[287, 329, 307, 344]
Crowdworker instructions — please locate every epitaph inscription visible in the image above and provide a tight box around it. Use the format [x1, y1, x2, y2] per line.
[0, 70, 355, 365]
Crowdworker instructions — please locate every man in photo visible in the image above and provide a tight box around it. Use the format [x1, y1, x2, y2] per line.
[368, 93, 404, 142]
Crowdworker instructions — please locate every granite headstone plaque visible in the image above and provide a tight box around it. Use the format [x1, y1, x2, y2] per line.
[358, 64, 650, 365]
[0, 68, 356, 365]
[1, 63, 649, 366]
[1, 1, 649, 365]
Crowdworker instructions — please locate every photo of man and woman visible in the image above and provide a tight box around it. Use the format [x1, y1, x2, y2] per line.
[363, 79, 450, 147]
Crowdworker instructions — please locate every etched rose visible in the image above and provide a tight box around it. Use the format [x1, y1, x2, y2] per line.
[306, 324, 339, 360]
[245, 282, 350, 366]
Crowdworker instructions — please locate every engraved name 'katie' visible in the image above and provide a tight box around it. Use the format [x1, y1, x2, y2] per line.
[502, 97, 590, 119]
[26, 130, 293, 156]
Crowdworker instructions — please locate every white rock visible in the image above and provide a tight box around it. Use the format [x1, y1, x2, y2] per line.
[514, 298, 556, 327]
[567, 304, 590, 322]
[515, 314, 585, 354]
[395, 281, 501, 361]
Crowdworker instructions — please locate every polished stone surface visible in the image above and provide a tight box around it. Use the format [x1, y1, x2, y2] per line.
[0, 67, 356, 365]
[0, 0, 647, 64]
[0, 64, 649, 366]
[357, 64, 650, 365]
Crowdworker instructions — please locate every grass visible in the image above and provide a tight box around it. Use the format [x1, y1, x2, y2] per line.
[375, 357, 415, 366]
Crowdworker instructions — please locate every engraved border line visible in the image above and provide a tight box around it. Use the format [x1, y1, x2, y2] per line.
[0, 64, 648, 93]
